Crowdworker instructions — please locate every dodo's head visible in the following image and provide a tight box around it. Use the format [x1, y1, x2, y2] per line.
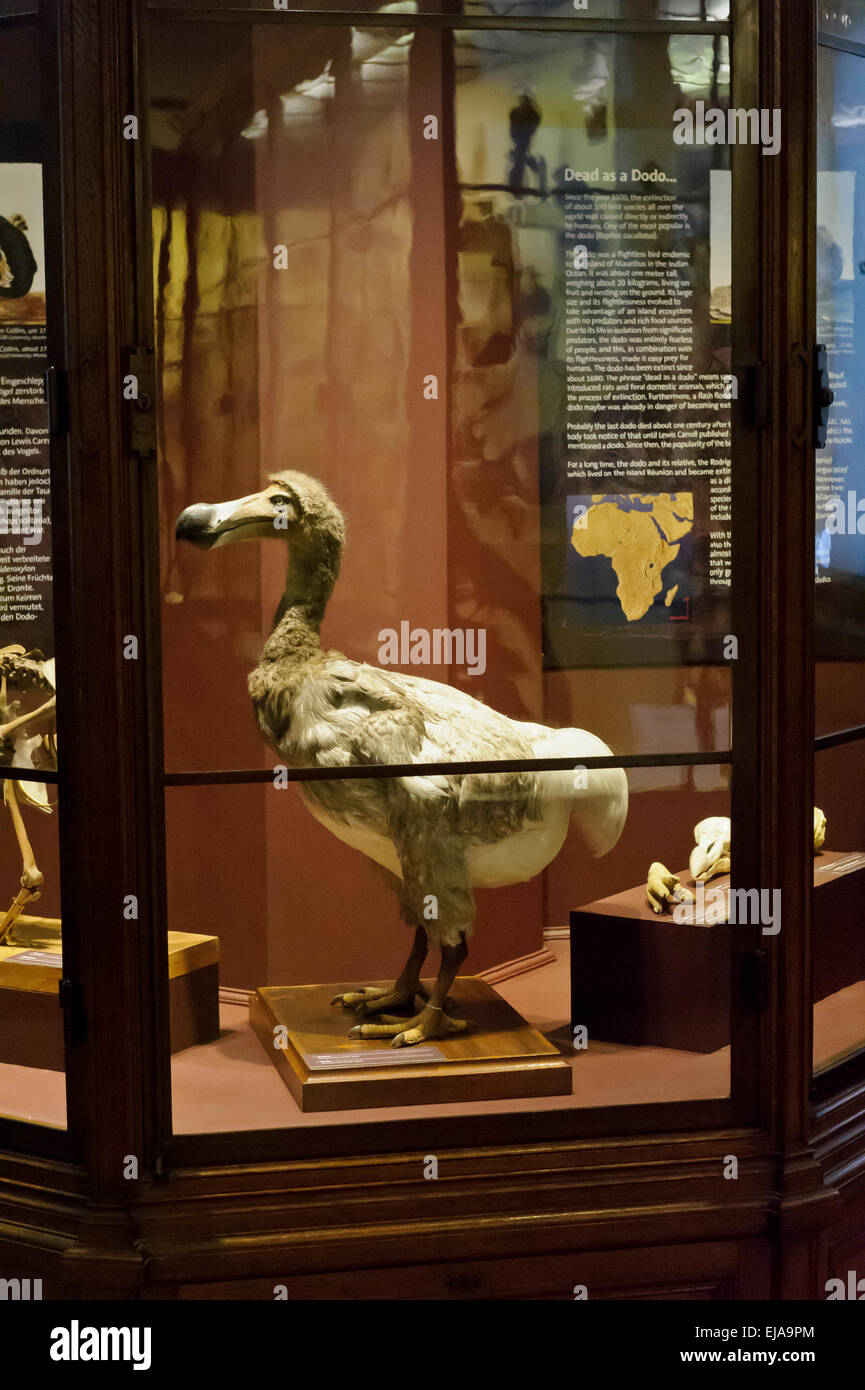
[175, 471, 346, 559]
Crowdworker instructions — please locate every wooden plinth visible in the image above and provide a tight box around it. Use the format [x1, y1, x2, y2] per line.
[0, 927, 220, 1070]
[249, 977, 572, 1113]
[570, 849, 865, 1053]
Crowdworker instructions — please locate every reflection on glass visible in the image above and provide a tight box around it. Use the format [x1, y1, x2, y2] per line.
[819, 2, 865, 44]
[167, 768, 731, 1134]
[452, 30, 732, 678]
[0, 15, 54, 771]
[147, 0, 729, 15]
[812, 39, 865, 1083]
[465, 0, 729, 17]
[148, 13, 743, 1134]
[153, 21, 417, 772]
[0, 4, 65, 1131]
[154, 20, 734, 775]
[815, 45, 865, 663]
[813, 747, 865, 1075]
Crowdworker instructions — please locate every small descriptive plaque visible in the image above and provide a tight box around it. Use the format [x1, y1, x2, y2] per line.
[3, 950, 62, 967]
[303, 1046, 444, 1070]
[816, 853, 865, 876]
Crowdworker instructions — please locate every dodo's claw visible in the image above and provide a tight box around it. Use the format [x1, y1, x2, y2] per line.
[331, 986, 390, 1009]
[347, 1008, 472, 1046]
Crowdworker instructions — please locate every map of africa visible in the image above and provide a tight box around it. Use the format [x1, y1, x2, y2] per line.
[570, 492, 694, 622]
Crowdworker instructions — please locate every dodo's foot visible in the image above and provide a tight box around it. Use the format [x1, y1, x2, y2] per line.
[348, 1005, 471, 1048]
[330, 984, 420, 1016]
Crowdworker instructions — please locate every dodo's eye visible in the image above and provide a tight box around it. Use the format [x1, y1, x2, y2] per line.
[270, 494, 296, 511]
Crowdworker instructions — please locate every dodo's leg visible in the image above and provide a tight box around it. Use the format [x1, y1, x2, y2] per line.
[346, 827, 475, 1046]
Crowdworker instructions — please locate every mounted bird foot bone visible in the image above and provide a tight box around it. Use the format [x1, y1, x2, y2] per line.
[646, 862, 694, 915]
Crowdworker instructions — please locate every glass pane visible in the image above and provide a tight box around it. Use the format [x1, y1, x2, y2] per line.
[819, 2, 865, 45]
[464, 0, 729, 17]
[0, 14, 51, 721]
[147, 1, 728, 16]
[148, 12, 750, 1135]
[167, 768, 730, 1135]
[813, 747, 865, 1074]
[814, 40, 865, 1082]
[816, 43, 865, 674]
[0, 8, 64, 1129]
[453, 27, 732, 744]
[153, 19, 734, 773]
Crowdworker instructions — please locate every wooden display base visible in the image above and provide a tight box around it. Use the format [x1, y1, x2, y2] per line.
[570, 849, 865, 1053]
[249, 977, 572, 1113]
[0, 925, 220, 1070]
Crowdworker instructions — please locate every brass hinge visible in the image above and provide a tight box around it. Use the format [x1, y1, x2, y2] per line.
[126, 346, 156, 460]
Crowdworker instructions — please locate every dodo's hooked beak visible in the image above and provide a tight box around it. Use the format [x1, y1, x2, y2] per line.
[175, 488, 288, 551]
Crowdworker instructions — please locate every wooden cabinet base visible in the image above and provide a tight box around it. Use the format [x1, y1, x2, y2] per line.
[249, 977, 572, 1112]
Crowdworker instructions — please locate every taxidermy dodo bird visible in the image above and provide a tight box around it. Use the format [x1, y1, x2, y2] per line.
[176, 472, 628, 1047]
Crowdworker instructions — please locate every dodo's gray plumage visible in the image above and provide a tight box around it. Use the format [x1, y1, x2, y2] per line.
[176, 471, 628, 1046]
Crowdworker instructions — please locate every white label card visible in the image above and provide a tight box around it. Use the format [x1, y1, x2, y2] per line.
[3, 949, 62, 966]
[304, 1046, 444, 1070]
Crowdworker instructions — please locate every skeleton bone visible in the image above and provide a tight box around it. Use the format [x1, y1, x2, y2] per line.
[0, 648, 57, 946]
[690, 816, 732, 883]
[647, 861, 695, 915]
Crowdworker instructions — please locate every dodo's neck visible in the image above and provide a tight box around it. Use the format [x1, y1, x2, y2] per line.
[259, 535, 341, 665]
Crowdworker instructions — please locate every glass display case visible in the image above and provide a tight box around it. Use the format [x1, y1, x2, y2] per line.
[0, 0, 864, 1307]
[149, 2, 748, 1137]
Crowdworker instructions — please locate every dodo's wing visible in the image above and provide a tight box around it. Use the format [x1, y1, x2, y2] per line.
[322, 657, 535, 767]
[321, 659, 543, 844]
[321, 659, 430, 768]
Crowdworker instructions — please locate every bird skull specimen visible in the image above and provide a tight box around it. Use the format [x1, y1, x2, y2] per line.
[687, 806, 828, 886]
[690, 817, 732, 882]
[176, 471, 628, 1047]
